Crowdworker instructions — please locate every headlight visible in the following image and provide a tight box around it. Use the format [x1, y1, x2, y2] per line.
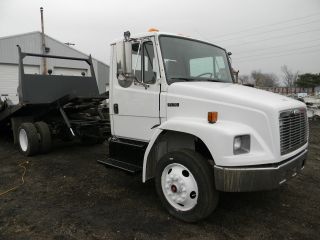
[233, 135, 250, 154]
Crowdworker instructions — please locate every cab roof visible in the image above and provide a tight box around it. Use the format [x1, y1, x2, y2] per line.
[111, 31, 225, 51]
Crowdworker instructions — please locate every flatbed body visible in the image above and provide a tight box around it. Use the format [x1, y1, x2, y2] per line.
[0, 46, 110, 154]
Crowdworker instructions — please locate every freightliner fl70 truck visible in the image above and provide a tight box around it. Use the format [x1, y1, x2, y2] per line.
[10, 30, 308, 222]
[99, 30, 308, 222]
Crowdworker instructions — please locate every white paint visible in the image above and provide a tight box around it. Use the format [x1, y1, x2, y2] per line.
[19, 128, 28, 152]
[109, 32, 308, 183]
[161, 163, 198, 211]
[0, 64, 40, 104]
[111, 37, 160, 141]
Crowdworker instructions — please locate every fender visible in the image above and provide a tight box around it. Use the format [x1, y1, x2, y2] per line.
[142, 117, 274, 182]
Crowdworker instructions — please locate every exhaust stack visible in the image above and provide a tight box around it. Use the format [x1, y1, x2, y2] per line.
[40, 7, 47, 75]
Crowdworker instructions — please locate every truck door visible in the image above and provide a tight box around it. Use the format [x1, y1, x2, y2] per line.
[112, 39, 160, 141]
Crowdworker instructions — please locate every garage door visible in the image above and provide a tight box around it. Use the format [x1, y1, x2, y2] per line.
[53, 67, 89, 77]
[0, 64, 40, 105]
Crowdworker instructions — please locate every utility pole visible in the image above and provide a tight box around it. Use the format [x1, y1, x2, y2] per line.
[40, 7, 47, 75]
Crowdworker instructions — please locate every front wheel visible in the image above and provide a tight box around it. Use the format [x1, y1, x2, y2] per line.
[155, 149, 219, 222]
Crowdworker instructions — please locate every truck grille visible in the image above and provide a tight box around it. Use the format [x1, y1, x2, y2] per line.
[279, 108, 308, 155]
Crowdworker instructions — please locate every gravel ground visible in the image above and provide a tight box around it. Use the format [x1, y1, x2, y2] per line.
[0, 122, 319, 240]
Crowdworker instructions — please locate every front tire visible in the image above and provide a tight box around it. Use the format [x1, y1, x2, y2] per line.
[155, 149, 219, 222]
[18, 123, 40, 156]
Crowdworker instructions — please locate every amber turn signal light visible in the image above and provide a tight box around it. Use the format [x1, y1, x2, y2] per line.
[148, 28, 159, 32]
[208, 112, 218, 123]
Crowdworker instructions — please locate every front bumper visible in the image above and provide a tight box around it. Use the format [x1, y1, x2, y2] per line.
[214, 149, 308, 192]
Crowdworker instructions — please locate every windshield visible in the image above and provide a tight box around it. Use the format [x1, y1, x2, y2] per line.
[159, 36, 233, 84]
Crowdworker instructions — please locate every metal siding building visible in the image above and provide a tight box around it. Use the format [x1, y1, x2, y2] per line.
[0, 31, 109, 104]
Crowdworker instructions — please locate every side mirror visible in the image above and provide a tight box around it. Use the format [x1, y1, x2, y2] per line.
[116, 41, 132, 77]
[116, 41, 133, 88]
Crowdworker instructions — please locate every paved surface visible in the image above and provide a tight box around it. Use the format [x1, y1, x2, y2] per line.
[0, 122, 319, 240]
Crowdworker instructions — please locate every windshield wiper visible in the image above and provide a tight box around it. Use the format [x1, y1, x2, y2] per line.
[198, 78, 222, 82]
[170, 77, 225, 82]
[169, 77, 198, 81]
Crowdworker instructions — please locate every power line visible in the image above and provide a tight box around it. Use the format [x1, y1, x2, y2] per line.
[234, 37, 320, 55]
[234, 48, 320, 63]
[218, 19, 320, 42]
[214, 11, 320, 39]
[225, 28, 320, 48]
[234, 44, 320, 60]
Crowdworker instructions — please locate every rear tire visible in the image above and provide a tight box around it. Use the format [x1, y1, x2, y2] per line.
[18, 123, 39, 156]
[35, 121, 52, 154]
[155, 149, 219, 222]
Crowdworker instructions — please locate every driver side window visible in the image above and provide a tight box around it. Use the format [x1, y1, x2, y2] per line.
[131, 41, 157, 85]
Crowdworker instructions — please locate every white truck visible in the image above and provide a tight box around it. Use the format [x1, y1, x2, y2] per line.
[101, 29, 310, 222]
[97, 30, 309, 222]
[12, 30, 308, 222]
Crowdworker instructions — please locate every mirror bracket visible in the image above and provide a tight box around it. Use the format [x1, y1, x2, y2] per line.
[133, 77, 149, 89]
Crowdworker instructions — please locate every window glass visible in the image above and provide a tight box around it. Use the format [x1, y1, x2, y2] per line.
[159, 36, 233, 84]
[131, 41, 157, 84]
[190, 57, 213, 77]
[143, 42, 157, 84]
[214, 56, 228, 81]
[132, 43, 142, 82]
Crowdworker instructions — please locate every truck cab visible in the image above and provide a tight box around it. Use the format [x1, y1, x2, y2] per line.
[104, 30, 308, 222]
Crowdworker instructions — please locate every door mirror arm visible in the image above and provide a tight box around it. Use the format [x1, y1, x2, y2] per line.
[133, 77, 149, 89]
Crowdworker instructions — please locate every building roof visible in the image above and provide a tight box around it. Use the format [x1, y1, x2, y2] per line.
[0, 31, 108, 67]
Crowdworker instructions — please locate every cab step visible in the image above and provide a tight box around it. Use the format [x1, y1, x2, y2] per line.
[97, 158, 142, 173]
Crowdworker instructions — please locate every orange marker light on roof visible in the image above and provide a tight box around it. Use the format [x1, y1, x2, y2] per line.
[208, 112, 218, 124]
[148, 28, 159, 32]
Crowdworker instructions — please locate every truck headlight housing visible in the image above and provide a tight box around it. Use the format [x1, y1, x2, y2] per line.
[233, 135, 250, 154]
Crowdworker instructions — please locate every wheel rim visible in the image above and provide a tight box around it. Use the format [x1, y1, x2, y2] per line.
[19, 129, 28, 152]
[161, 163, 199, 211]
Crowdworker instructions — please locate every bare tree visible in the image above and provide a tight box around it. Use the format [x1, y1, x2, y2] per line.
[251, 70, 279, 87]
[238, 74, 251, 84]
[281, 65, 298, 87]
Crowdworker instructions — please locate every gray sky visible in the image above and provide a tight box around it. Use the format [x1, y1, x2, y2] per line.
[0, 0, 319, 78]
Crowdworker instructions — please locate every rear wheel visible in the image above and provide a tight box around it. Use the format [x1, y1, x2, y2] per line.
[35, 121, 52, 154]
[155, 149, 219, 222]
[18, 123, 39, 156]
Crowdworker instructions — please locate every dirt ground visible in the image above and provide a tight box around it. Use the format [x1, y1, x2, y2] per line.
[0, 122, 319, 240]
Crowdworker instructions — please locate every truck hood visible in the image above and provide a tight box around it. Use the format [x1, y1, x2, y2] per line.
[167, 82, 306, 111]
[165, 82, 308, 167]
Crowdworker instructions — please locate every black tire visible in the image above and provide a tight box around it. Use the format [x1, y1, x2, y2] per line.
[18, 123, 40, 156]
[35, 121, 52, 154]
[155, 149, 219, 222]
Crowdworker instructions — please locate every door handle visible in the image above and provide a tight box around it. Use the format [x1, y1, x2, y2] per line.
[114, 104, 119, 114]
